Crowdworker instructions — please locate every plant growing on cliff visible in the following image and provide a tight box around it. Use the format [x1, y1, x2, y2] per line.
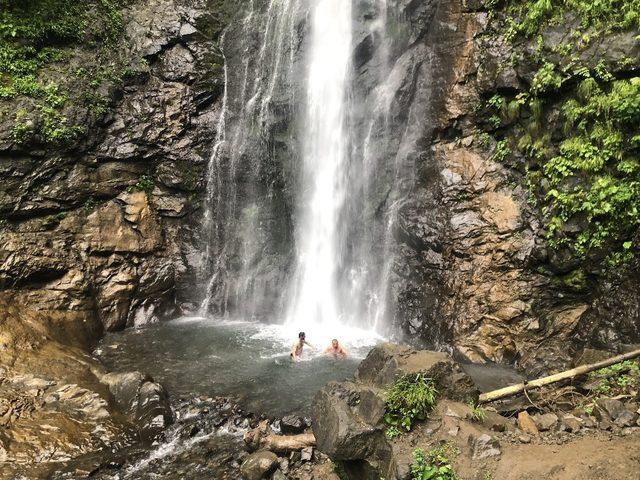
[0, 0, 127, 146]
[410, 445, 457, 480]
[127, 174, 155, 194]
[500, 0, 640, 40]
[384, 373, 437, 437]
[534, 77, 640, 267]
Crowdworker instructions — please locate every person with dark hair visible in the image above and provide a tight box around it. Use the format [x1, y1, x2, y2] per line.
[325, 338, 348, 358]
[290, 331, 315, 361]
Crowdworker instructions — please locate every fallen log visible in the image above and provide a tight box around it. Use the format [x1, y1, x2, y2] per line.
[259, 432, 316, 453]
[479, 348, 640, 403]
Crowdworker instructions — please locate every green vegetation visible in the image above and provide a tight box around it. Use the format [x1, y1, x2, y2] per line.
[384, 373, 437, 438]
[467, 400, 487, 423]
[127, 174, 155, 194]
[333, 462, 349, 480]
[521, 73, 640, 268]
[0, 0, 127, 147]
[83, 197, 98, 212]
[496, 0, 640, 40]
[481, 0, 640, 273]
[410, 445, 458, 480]
[491, 139, 512, 163]
[588, 359, 640, 396]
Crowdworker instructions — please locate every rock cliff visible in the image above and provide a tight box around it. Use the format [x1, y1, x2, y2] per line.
[0, 0, 639, 473]
[0, 0, 229, 473]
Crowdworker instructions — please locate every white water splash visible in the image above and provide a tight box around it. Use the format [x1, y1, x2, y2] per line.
[285, 0, 353, 330]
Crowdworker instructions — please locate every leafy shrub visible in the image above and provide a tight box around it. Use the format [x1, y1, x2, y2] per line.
[588, 359, 640, 396]
[384, 373, 437, 436]
[410, 445, 457, 480]
[531, 62, 565, 95]
[491, 139, 512, 162]
[501, 0, 640, 39]
[535, 78, 640, 266]
[127, 174, 155, 194]
[0, 1, 126, 146]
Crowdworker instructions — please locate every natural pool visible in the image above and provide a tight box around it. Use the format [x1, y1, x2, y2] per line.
[94, 316, 384, 416]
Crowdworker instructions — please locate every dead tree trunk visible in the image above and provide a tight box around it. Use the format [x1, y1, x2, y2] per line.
[259, 433, 316, 452]
[479, 348, 640, 403]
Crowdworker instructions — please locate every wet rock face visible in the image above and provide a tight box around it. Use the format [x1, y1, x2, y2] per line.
[381, 0, 640, 369]
[101, 371, 173, 442]
[0, 0, 224, 333]
[0, 0, 232, 474]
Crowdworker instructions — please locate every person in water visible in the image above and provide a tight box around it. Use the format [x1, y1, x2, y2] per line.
[290, 332, 315, 361]
[325, 339, 348, 358]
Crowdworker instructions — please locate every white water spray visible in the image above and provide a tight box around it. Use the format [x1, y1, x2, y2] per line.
[285, 0, 353, 329]
[202, 0, 403, 342]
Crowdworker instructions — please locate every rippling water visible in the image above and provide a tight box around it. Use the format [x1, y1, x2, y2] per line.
[94, 317, 383, 416]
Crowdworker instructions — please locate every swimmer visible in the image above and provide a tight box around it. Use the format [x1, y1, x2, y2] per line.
[290, 332, 315, 361]
[325, 338, 347, 358]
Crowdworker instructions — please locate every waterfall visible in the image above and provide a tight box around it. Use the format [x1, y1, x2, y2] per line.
[202, 0, 406, 336]
[200, 0, 300, 320]
[284, 0, 353, 328]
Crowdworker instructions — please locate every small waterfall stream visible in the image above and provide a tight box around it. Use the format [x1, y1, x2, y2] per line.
[201, 0, 407, 338]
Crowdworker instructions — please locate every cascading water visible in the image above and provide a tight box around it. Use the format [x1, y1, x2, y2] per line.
[201, 0, 409, 339]
[284, 0, 353, 329]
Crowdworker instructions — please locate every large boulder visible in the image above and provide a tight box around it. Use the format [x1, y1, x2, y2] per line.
[240, 450, 278, 480]
[101, 371, 173, 441]
[313, 344, 478, 479]
[355, 343, 477, 401]
[280, 414, 306, 435]
[312, 382, 387, 460]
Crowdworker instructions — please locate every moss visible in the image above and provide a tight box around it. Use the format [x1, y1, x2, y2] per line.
[480, 0, 640, 272]
[497, 0, 640, 40]
[0, 1, 129, 147]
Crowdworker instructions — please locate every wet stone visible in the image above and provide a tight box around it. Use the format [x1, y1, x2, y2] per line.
[614, 410, 638, 428]
[281, 414, 306, 434]
[596, 398, 626, 422]
[240, 450, 278, 480]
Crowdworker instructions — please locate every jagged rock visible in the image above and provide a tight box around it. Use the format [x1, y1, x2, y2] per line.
[532, 413, 558, 432]
[312, 381, 386, 460]
[101, 371, 152, 413]
[281, 415, 306, 435]
[354, 343, 477, 401]
[469, 433, 501, 459]
[614, 411, 638, 428]
[85, 192, 162, 254]
[272, 469, 287, 480]
[517, 411, 539, 435]
[100, 371, 172, 441]
[301, 447, 313, 462]
[240, 450, 278, 480]
[561, 415, 583, 433]
[595, 398, 626, 422]
[136, 381, 173, 441]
